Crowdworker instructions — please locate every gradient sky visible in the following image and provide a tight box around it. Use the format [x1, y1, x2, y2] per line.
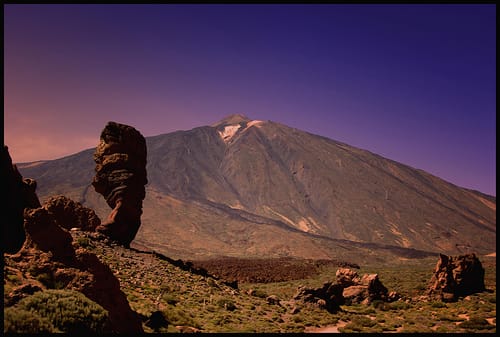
[4, 4, 496, 196]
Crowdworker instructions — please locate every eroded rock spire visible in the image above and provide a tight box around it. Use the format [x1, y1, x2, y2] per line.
[92, 122, 147, 246]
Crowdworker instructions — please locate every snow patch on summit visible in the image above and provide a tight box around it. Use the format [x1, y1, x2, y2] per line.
[247, 120, 264, 128]
[218, 120, 265, 143]
[218, 124, 242, 142]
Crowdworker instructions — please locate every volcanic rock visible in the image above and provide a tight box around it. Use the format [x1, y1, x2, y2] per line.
[293, 268, 396, 311]
[9, 196, 144, 332]
[92, 121, 148, 247]
[22, 207, 76, 263]
[335, 267, 361, 287]
[293, 281, 344, 313]
[1, 146, 41, 253]
[427, 253, 486, 302]
[336, 268, 390, 305]
[42, 195, 101, 231]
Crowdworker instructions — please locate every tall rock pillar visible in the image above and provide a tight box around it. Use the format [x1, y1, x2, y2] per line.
[92, 122, 147, 247]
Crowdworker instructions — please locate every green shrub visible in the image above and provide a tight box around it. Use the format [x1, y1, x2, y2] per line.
[4, 306, 58, 333]
[162, 293, 179, 305]
[16, 289, 110, 333]
[430, 301, 447, 308]
[353, 315, 377, 327]
[216, 298, 237, 311]
[372, 299, 389, 311]
[252, 289, 268, 298]
[389, 301, 411, 311]
[34, 271, 66, 289]
[207, 278, 219, 288]
[6, 273, 22, 285]
[459, 317, 495, 331]
[76, 236, 93, 248]
[162, 308, 200, 328]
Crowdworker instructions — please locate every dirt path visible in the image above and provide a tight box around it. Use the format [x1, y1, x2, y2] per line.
[304, 321, 347, 333]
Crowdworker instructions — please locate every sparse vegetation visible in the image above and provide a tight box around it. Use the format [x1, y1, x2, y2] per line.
[6, 289, 110, 333]
[4, 306, 58, 333]
[4, 231, 496, 333]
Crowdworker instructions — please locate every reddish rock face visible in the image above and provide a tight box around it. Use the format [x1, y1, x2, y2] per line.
[92, 122, 147, 246]
[1, 146, 41, 253]
[12, 198, 144, 333]
[293, 281, 345, 313]
[22, 207, 76, 263]
[293, 268, 396, 312]
[42, 195, 101, 231]
[336, 268, 389, 305]
[428, 253, 486, 302]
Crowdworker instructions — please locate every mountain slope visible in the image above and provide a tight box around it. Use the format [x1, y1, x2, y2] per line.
[17, 115, 496, 260]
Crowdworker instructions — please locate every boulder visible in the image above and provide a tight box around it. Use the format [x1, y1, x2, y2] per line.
[266, 294, 281, 305]
[293, 268, 396, 311]
[22, 207, 76, 263]
[1, 146, 41, 253]
[92, 122, 147, 246]
[293, 281, 344, 313]
[145, 310, 169, 332]
[337, 269, 390, 305]
[42, 195, 100, 231]
[428, 253, 486, 302]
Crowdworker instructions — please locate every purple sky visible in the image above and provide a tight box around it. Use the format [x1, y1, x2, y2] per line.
[4, 4, 496, 196]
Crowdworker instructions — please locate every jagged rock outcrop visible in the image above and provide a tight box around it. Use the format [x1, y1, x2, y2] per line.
[1, 146, 41, 253]
[293, 281, 344, 313]
[22, 207, 77, 263]
[42, 195, 101, 231]
[336, 268, 390, 305]
[293, 268, 397, 311]
[335, 267, 361, 287]
[427, 253, 486, 302]
[92, 121, 147, 247]
[7, 198, 144, 333]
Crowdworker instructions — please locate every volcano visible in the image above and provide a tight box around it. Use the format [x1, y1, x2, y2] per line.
[18, 114, 496, 262]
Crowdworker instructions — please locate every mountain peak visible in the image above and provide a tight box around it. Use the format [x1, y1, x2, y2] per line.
[212, 114, 251, 127]
[212, 114, 266, 143]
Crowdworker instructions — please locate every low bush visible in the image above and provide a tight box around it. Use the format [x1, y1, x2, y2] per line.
[216, 298, 237, 311]
[459, 317, 495, 331]
[4, 307, 58, 333]
[16, 289, 110, 333]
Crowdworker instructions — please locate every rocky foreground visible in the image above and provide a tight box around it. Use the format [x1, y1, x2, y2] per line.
[4, 226, 496, 333]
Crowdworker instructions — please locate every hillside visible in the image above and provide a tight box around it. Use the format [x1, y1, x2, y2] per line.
[5, 229, 496, 333]
[18, 114, 496, 260]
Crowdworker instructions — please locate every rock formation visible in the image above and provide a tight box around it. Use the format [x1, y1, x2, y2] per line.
[293, 268, 397, 311]
[43, 195, 101, 231]
[7, 198, 144, 332]
[428, 253, 486, 302]
[3, 145, 143, 332]
[22, 206, 77, 263]
[92, 121, 148, 247]
[1, 146, 41, 253]
[336, 268, 391, 305]
[293, 281, 344, 313]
